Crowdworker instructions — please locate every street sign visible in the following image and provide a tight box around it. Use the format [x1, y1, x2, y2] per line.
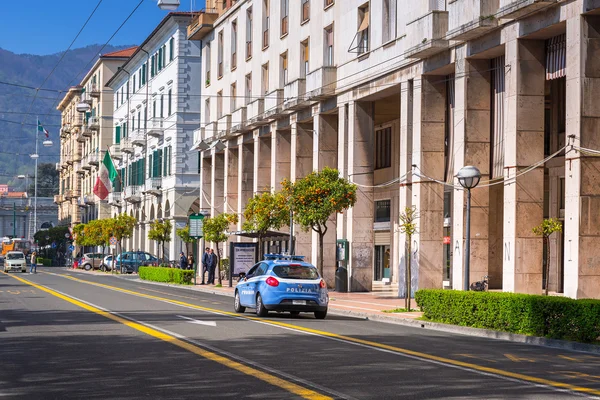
[109, 236, 118, 246]
[51, 242, 57, 249]
[189, 213, 205, 238]
[65, 233, 71, 239]
[68, 245, 75, 252]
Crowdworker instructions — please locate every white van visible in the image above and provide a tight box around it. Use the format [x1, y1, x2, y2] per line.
[4, 251, 26, 273]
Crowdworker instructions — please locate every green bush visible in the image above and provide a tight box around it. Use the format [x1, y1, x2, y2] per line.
[36, 257, 51, 266]
[139, 266, 194, 285]
[415, 289, 600, 343]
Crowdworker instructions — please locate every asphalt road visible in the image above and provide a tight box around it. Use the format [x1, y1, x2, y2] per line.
[2, 268, 600, 399]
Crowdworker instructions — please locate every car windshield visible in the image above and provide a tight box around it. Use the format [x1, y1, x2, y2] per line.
[273, 264, 319, 280]
[7, 253, 24, 260]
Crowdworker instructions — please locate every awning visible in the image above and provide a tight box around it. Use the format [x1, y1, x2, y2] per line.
[358, 11, 370, 32]
[546, 34, 566, 80]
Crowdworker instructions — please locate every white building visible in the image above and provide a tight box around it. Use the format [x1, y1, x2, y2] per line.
[106, 12, 201, 260]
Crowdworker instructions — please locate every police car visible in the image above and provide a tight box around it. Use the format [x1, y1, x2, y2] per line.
[234, 254, 329, 319]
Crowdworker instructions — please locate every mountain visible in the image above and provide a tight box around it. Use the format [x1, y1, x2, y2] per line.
[0, 44, 135, 186]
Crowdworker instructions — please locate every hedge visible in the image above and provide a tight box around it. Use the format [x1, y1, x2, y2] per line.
[36, 257, 52, 266]
[415, 289, 600, 343]
[138, 266, 194, 285]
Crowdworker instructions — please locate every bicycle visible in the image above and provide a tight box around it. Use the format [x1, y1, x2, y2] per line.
[470, 275, 491, 292]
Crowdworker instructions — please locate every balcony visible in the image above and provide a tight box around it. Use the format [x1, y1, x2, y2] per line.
[230, 107, 248, 134]
[130, 129, 145, 147]
[108, 191, 122, 206]
[187, 10, 220, 41]
[75, 130, 86, 142]
[496, 0, 556, 19]
[145, 177, 163, 196]
[76, 168, 86, 176]
[81, 92, 93, 106]
[216, 114, 232, 139]
[247, 98, 266, 128]
[65, 189, 81, 199]
[82, 125, 93, 137]
[54, 194, 63, 204]
[90, 84, 100, 98]
[283, 79, 308, 110]
[87, 152, 100, 167]
[446, 0, 499, 41]
[147, 117, 164, 138]
[110, 143, 123, 160]
[72, 148, 82, 162]
[404, 10, 449, 59]
[121, 138, 135, 154]
[202, 122, 217, 140]
[88, 116, 100, 131]
[264, 89, 284, 120]
[84, 194, 96, 205]
[124, 185, 142, 203]
[305, 67, 337, 101]
[73, 115, 84, 128]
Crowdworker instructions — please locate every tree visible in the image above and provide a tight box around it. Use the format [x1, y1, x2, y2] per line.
[242, 191, 289, 253]
[84, 220, 105, 249]
[148, 219, 172, 263]
[73, 223, 88, 250]
[176, 225, 195, 255]
[398, 206, 418, 311]
[203, 213, 238, 286]
[112, 214, 136, 271]
[532, 218, 562, 296]
[282, 167, 357, 277]
[29, 163, 59, 197]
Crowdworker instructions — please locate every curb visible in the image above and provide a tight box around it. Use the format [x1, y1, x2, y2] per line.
[62, 268, 600, 355]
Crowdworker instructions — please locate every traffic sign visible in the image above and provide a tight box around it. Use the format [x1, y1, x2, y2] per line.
[189, 213, 205, 238]
[51, 242, 57, 249]
[109, 236, 118, 246]
[68, 245, 75, 252]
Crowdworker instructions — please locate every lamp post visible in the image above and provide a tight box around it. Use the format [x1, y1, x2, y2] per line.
[157, 0, 180, 10]
[457, 166, 481, 291]
[29, 128, 53, 240]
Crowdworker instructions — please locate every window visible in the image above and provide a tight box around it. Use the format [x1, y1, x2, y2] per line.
[126, 80, 130, 100]
[132, 76, 136, 93]
[205, 98, 211, 124]
[324, 0, 334, 7]
[324, 25, 334, 66]
[375, 127, 391, 169]
[217, 91, 223, 119]
[141, 62, 146, 85]
[246, 8, 253, 59]
[245, 73, 252, 105]
[151, 55, 155, 78]
[382, 0, 397, 43]
[115, 126, 121, 144]
[300, 39, 309, 78]
[281, 0, 289, 36]
[205, 43, 211, 86]
[357, 5, 370, 54]
[153, 99, 157, 118]
[137, 111, 141, 132]
[218, 30, 224, 78]
[301, 0, 310, 23]
[262, 0, 270, 49]
[169, 37, 174, 62]
[163, 146, 170, 176]
[375, 200, 391, 222]
[231, 82, 237, 111]
[116, 91, 119, 108]
[168, 89, 172, 116]
[160, 94, 164, 118]
[261, 63, 269, 95]
[231, 20, 238, 69]
[144, 107, 147, 129]
[158, 48, 163, 71]
[280, 52, 288, 86]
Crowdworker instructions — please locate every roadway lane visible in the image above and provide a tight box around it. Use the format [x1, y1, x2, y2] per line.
[3, 268, 600, 399]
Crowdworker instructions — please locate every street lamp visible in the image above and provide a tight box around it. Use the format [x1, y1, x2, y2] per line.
[157, 0, 180, 10]
[457, 166, 481, 291]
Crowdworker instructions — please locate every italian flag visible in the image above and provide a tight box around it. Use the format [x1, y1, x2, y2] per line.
[93, 151, 117, 200]
[37, 120, 49, 138]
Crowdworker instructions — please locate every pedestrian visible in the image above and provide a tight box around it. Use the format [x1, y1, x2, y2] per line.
[207, 248, 217, 284]
[179, 252, 187, 270]
[30, 251, 37, 274]
[200, 247, 210, 284]
[187, 253, 195, 271]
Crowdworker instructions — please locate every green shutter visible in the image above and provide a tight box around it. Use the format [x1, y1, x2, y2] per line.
[158, 149, 163, 177]
[163, 147, 167, 176]
[152, 150, 158, 177]
[148, 154, 153, 178]
[170, 38, 174, 61]
[168, 90, 172, 116]
[115, 126, 121, 144]
[158, 50, 162, 71]
[151, 56, 155, 77]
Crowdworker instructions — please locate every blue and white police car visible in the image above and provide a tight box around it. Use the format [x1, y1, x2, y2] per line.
[234, 254, 329, 319]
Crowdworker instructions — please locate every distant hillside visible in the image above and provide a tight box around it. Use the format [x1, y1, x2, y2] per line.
[0, 44, 135, 186]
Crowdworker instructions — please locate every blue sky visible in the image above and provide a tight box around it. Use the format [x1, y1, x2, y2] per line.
[1, 0, 205, 55]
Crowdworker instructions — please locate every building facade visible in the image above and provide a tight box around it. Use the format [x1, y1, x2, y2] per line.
[189, 0, 600, 298]
[106, 12, 202, 260]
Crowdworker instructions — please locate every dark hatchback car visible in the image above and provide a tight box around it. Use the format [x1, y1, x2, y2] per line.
[114, 251, 158, 274]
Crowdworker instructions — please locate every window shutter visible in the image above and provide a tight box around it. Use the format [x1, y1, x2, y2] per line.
[168, 90, 172, 116]
[170, 38, 174, 61]
[158, 148, 163, 177]
[115, 126, 121, 144]
[148, 154, 153, 178]
[151, 56, 155, 77]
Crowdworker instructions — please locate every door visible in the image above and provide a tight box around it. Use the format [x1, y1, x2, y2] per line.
[239, 264, 260, 306]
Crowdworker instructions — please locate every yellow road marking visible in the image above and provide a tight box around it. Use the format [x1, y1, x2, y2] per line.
[454, 353, 498, 363]
[3, 272, 331, 400]
[504, 354, 536, 363]
[559, 355, 580, 362]
[41, 271, 600, 397]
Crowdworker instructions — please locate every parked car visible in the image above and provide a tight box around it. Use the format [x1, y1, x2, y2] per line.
[79, 253, 105, 271]
[4, 251, 27, 273]
[114, 251, 158, 274]
[234, 254, 329, 319]
[100, 255, 114, 272]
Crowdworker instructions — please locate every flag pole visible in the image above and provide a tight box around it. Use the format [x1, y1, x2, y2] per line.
[106, 145, 123, 189]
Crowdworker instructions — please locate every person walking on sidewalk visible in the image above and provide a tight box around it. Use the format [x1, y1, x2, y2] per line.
[187, 253, 194, 271]
[200, 247, 210, 284]
[30, 251, 37, 274]
[179, 252, 187, 270]
[207, 249, 217, 284]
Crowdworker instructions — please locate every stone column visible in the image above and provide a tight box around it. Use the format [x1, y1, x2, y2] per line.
[290, 117, 313, 259]
[412, 76, 445, 291]
[239, 137, 254, 223]
[452, 46, 492, 290]
[210, 149, 225, 216]
[224, 141, 239, 226]
[502, 34, 545, 294]
[398, 80, 413, 296]
[337, 104, 349, 242]
[564, 15, 600, 299]
[312, 111, 338, 284]
[200, 151, 211, 211]
[254, 132, 271, 193]
[271, 125, 291, 191]
[346, 101, 374, 292]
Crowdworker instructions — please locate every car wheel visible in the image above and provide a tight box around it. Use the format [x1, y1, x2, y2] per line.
[290, 311, 300, 317]
[234, 291, 246, 313]
[314, 310, 327, 320]
[255, 293, 268, 317]
[84, 263, 92, 271]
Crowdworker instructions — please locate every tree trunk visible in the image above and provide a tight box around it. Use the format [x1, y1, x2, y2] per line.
[544, 236, 550, 296]
[405, 235, 412, 311]
[216, 242, 222, 285]
[318, 233, 324, 278]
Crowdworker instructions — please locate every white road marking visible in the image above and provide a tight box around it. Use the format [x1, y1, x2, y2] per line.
[177, 315, 217, 327]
